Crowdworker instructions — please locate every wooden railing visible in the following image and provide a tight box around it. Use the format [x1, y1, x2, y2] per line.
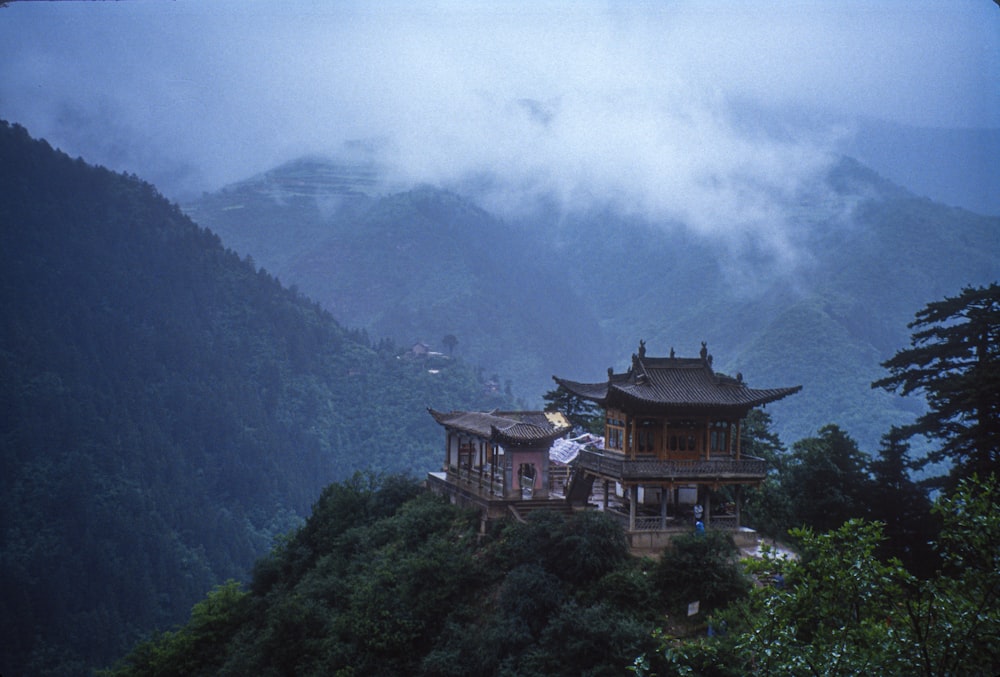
[450, 465, 504, 497]
[576, 448, 767, 481]
[604, 508, 741, 532]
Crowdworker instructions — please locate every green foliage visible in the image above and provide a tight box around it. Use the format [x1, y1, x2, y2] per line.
[494, 509, 630, 586]
[110, 478, 657, 677]
[867, 427, 939, 576]
[741, 410, 795, 539]
[653, 530, 750, 617]
[99, 581, 250, 677]
[745, 422, 875, 540]
[784, 424, 874, 533]
[912, 474, 1000, 676]
[874, 283, 1000, 488]
[639, 475, 1000, 677]
[740, 409, 787, 464]
[734, 520, 912, 676]
[745, 417, 939, 573]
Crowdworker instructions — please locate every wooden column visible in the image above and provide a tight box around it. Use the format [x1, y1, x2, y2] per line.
[659, 487, 668, 529]
[629, 485, 637, 531]
[477, 440, 484, 488]
[490, 444, 499, 495]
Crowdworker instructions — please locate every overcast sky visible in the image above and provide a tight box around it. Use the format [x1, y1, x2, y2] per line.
[1, 0, 997, 250]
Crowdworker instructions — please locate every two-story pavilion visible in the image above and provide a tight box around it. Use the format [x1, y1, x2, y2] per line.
[553, 340, 801, 549]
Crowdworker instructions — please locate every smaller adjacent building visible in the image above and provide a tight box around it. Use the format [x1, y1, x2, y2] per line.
[426, 409, 571, 525]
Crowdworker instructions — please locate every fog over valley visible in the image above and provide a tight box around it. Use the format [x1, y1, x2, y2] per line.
[2, 0, 998, 224]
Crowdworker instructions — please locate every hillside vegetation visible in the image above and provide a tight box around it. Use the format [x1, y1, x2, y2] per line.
[100, 474, 704, 677]
[0, 121, 510, 675]
[103, 473, 1000, 677]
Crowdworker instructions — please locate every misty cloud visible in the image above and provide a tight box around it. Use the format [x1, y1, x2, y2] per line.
[1, 0, 996, 266]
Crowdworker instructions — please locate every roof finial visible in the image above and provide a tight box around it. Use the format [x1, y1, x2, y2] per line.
[700, 341, 708, 361]
[638, 339, 646, 359]
[670, 346, 675, 358]
[607, 366, 614, 380]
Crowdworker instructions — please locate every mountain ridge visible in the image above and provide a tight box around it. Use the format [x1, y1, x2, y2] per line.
[183, 152, 1000, 451]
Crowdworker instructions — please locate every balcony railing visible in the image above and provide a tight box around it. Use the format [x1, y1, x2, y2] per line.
[576, 448, 767, 481]
[450, 465, 505, 497]
[604, 508, 741, 532]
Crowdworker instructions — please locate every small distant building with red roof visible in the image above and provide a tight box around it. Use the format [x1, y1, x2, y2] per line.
[426, 409, 572, 526]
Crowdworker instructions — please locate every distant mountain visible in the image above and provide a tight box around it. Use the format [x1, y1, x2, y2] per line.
[185, 154, 1000, 452]
[0, 122, 508, 676]
[840, 118, 1000, 216]
[186, 164, 616, 407]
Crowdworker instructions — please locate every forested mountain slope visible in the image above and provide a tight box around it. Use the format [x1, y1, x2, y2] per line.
[0, 121, 508, 676]
[185, 155, 1000, 451]
[186, 167, 615, 405]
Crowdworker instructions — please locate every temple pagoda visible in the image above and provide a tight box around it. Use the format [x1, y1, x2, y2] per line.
[553, 340, 801, 549]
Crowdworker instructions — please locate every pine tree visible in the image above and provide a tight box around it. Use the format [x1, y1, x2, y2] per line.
[873, 283, 1000, 488]
[867, 427, 938, 576]
[784, 424, 874, 533]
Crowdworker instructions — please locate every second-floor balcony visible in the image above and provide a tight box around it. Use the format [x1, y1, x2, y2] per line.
[576, 447, 767, 482]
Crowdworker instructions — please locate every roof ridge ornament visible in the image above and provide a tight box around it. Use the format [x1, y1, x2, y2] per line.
[632, 339, 652, 383]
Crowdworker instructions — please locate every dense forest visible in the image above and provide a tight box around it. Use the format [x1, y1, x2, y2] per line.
[0, 121, 512, 676]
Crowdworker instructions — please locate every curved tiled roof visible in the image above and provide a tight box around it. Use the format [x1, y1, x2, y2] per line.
[428, 409, 571, 446]
[553, 345, 801, 413]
